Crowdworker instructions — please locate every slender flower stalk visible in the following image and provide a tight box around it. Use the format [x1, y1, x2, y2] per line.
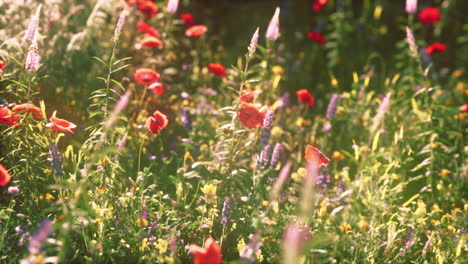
[270, 161, 292, 201]
[240, 233, 263, 264]
[259, 144, 271, 169]
[270, 143, 282, 169]
[248, 27, 259, 57]
[104, 89, 132, 129]
[49, 142, 63, 177]
[28, 219, 53, 255]
[166, 0, 179, 13]
[221, 197, 231, 225]
[25, 33, 40, 72]
[266, 7, 280, 41]
[406, 0, 418, 14]
[282, 223, 305, 264]
[326, 94, 339, 120]
[370, 92, 392, 133]
[113, 9, 126, 43]
[24, 4, 42, 42]
[259, 110, 274, 147]
[406, 27, 418, 57]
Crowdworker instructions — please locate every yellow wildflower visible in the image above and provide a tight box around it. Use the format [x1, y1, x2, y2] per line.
[272, 65, 285, 75]
[440, 169, 451, 178]
[358, 219, 369, 231]
[331, 77, 339, 86]
[271, 126, 283, 138]
[297, 167, 306, 177]
[155, 238, 168, 253]
[136, 218, 148, 228]
[43, 193, 54, 200]
[332, 151, 345, 161]
[339, 223, 351, 233]
[291, 172, 301, 183]
[201, 184, 217, 195]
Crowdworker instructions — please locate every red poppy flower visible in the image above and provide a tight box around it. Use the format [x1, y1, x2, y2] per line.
[125, 0, 135, 6]
[12, 103, 43, 119]
[180, 13, 195, 26]
[134, 68, 161, 85]
[140, 36, 164, 49]
[460, 104, 468, 112]
[240, 89, 255, 103]
[136, 21, 160, 38]
[138, 0, 158, 19]
[185, 25, 208, 38]
[312, 0, 328, 12]
[207, 63, 226, 77]
[145, 110, 168, 134]
[0, 107, 20, 126]
[237, 103, 268, 129]
[148, 82, 164, 96]
[307, 31, 326, 45]
[46, 116, 77, 134]
[418, 7, 441, 25]
[0, 164, 12, 186]
[425, 43, 446, 55]
[296, 89, 315, 107]
[189, 238, 222, 264]
[0, 59, 5, 71]
[305, 145, 330, 166]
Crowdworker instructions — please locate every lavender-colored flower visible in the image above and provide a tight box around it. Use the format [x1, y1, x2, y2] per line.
[166, 0, 179, 13]
[49, 141, 63, 177]
[114, 89, 131, 113]
[270, 143, 282, 169]
[406, 0, 418, 14]
[8, 186, 20, 194]
[240, 233, 263, 264]
[248, 27, 259, 57]
[259, 144, 271, 169]
[141, 209, 148, 219]
[282, 223, 304, 264]
[259, 110, 274, 147]
[265, 7, 280, 41]
[370, 91, 391, 133]
[316, 172, 331, 189]
[181, 109, 193, 130]
[399, 229, 416, 256]
[221, 197, 231, 225]
[113, 9, 126, 43]
[337, 179, 345, 193]
[28, 219, 53, 255]
[25, 43, 40, 72]
[406, 27, 418, 57]
[271, 161, 292, 201]
[117, 133, 127, 150]
[422, 233, 433, 256]
[24, 5, 42, 42]
[326, 94, 340, 120]
[276, 92, 290, 110]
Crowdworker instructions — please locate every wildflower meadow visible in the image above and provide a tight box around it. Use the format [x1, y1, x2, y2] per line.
[0, 0, 467, 263]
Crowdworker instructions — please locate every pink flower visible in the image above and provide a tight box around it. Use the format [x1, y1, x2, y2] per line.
[166, 0, 179, 13]
[265, 7, 280, 41]
[406, 0, 418, 14]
